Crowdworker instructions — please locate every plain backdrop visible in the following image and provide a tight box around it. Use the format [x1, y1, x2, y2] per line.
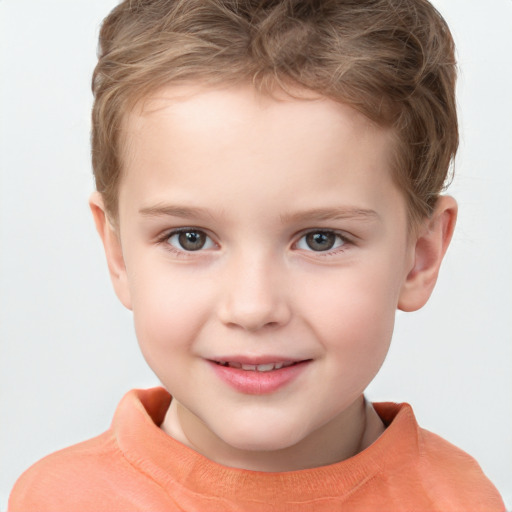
[1, 0, 511, 509]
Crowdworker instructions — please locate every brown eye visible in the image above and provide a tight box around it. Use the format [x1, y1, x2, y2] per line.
[179, 231, 205, 250]
[305, 232, 336, 251]
[296, 231, 346, 252]
[167, 230, 214, 252]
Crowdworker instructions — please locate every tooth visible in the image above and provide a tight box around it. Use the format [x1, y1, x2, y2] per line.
[256, 363, 275, 372]
[224, 361, 296, 371]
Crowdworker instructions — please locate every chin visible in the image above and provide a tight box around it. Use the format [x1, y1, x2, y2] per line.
[214, 419, 308, 453]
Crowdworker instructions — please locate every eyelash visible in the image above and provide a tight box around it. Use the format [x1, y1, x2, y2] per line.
[156, 228, 216, 258]
[156, 228, 353, 258]
[295, 230, 352, 257]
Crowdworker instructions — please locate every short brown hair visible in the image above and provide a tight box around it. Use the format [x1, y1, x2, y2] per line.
[92, 0, 458, 226]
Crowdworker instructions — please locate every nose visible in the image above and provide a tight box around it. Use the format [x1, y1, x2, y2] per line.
[217, 252, 292, 331]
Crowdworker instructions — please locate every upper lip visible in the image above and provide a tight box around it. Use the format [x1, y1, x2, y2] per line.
[208, 355, 310, 365]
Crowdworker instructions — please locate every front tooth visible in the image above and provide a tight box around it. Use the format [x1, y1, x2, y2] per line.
[256, 363, 275, 372]
[274, 362, 283, 370]
[241, 364, 256, 371]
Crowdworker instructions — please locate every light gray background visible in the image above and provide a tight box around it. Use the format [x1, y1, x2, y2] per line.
[1, 1, 511, 509]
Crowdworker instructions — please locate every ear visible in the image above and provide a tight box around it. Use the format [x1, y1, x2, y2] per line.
[398, 195, 457, 312]
[89, 192, 132, 310]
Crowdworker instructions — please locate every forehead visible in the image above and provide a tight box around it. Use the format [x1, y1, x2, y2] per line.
[118, 84, 403, 222]
[121, 83, 394, 170]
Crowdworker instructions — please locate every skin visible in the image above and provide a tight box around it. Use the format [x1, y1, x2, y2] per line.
[90, 84, 457, 472]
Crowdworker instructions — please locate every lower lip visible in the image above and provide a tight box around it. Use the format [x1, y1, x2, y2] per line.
[208, 361, 310, 395]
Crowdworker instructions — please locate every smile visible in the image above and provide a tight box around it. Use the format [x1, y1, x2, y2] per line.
[209, 359, 311, 394]
[214, 361, 297, 372]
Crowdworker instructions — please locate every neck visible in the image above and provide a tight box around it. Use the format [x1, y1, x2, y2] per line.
[161, 395, 385, 472]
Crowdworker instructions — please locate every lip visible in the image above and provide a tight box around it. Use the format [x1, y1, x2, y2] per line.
[211, 354, 305, 365]
[208, 358, 311, 395]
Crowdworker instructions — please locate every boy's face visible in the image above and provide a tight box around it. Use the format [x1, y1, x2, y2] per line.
[104, 85, 421, 463]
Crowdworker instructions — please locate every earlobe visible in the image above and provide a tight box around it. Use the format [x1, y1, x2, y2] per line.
[89, 192, 133, 310]
[398, 196, 457, 312]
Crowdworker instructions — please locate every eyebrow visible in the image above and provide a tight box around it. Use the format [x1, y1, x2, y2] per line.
[139, 204, 215, 220]
[280, 207, 380, 224]
[139, 204, 380, 224]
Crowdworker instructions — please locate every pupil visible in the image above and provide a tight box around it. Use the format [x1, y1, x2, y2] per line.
[306, 232, 335, 251]
[179, 231, 205, 251]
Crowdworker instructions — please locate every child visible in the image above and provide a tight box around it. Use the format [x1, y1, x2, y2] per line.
[8, 0, 506, 510]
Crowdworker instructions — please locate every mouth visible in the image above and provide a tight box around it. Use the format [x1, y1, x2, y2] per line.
[208, 358, 312, 394]
[213, 361, 301, 372]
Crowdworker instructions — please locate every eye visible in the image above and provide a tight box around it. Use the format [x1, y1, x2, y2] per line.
[296, 231, 346, 252]
[166, 229, 215, 252]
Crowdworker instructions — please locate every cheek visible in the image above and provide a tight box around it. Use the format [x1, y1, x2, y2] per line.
[128, 261, 211, 360]
[313, 292, 395, 399]
[318, 294, 395, 367]
[302, 264, 399, 360]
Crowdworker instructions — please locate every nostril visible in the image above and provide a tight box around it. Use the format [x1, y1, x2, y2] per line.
[217, 292, 292, 331]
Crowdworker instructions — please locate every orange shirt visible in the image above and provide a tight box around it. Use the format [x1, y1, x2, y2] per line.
[9, 387, 505, 511]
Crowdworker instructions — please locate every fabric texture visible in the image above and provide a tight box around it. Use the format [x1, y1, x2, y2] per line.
[9, 387, 505, 511]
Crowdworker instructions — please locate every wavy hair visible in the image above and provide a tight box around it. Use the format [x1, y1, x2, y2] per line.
[92, 0, 458, 226]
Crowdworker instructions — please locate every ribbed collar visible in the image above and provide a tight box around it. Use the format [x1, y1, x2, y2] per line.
[112, 387, 419, 503]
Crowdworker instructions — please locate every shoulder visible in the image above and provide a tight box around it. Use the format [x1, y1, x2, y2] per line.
[8, 431, 130, 511]
[8, 431, 158, 512]
[416, 427, 505, 510]
[374, 402, 505, 511]
[8, 388, 173, 512]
